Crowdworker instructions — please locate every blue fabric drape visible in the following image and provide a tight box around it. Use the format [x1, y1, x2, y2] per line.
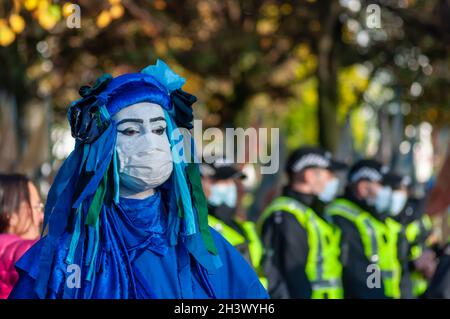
[9, 61, 268, 299]
[10, 192, 268, 299]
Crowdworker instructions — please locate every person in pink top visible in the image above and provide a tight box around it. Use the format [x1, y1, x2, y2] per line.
[0, 174, 43, 298]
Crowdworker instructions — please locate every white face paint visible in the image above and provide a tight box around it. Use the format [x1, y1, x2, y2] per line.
[113, 102, 173, 199]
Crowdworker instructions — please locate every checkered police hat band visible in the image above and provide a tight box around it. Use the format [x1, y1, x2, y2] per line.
[350, 167, 382, 183]
[292, 154, 330, 172]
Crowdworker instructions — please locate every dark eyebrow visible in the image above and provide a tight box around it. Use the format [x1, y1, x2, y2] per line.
[149, 117, 166, 123]
[116, 119, 144, 125]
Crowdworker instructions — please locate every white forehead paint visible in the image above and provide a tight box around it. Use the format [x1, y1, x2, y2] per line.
[113, 102, 165, 124]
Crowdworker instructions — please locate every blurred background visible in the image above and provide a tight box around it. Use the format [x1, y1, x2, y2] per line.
[0, 0, 449, 242]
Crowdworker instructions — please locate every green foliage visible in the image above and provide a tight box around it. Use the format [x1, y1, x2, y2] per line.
[283, 78, 319, 151]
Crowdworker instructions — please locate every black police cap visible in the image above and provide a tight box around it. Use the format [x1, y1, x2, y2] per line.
[199, 157, 246, 180]
[348, 159, 401, 185]
[286, 146, 347, 174]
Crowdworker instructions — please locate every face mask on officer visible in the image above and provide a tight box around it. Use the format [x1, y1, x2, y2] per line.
[113, 102, 173, 198]
[318, 177, 340, 202]
[303, 168, 340, 202]
[366, 182, 392, 214]
[390, 189, 408, 216]
[373, 186, 393, 214]
[208, 180, 237, 208]
[356, 180, 392, 214]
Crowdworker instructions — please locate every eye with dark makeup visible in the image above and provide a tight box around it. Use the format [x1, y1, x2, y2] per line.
[152, 127, 166, 135]
[118, 127, 140, 136]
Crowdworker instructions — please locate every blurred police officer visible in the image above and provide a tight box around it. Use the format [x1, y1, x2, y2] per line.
[386, 173, 436, 297]
[258, 147, 347, 299]
[200, 158, 267, 287]
[326, 159, 406, 298]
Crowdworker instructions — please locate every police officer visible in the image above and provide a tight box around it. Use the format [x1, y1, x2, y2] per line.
[386, 173, 436, 297]
[200, 158, 267, 287]
[258, 147, 347, 299]
[326, 159, 406, 298]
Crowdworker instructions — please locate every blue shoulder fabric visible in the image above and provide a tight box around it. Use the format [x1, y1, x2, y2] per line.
[10, 226, 268, 299]
[207, 229, 269, 298]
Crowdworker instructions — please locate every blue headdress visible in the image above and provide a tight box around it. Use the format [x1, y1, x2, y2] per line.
[36, 60, 220, 298]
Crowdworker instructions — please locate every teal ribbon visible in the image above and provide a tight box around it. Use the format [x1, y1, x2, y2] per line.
[164, 109, 196, 235]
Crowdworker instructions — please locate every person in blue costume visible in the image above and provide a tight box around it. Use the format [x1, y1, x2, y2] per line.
[9, 59, 268, 299]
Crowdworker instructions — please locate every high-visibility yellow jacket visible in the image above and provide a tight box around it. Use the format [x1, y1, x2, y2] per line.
[258, 196, 343, 299]
[405, 214, 432, 297]
[326, 198, 402, 299]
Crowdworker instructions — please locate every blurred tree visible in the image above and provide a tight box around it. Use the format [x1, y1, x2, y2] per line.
[0, 0, 449, 172]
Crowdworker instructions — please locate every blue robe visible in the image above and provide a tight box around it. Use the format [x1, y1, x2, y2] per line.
[9, 191, 268, 299]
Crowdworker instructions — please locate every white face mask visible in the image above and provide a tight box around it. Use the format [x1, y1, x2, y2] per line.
[208, 182, 237, 208]
[390, 190, 408, 216]
[113, 102, 173, 195]
[367, 185, 392, 214]
[318, 177, 340, 202]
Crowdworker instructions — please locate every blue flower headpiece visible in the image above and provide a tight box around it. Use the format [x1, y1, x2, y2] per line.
[68, 59, 196, 145]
